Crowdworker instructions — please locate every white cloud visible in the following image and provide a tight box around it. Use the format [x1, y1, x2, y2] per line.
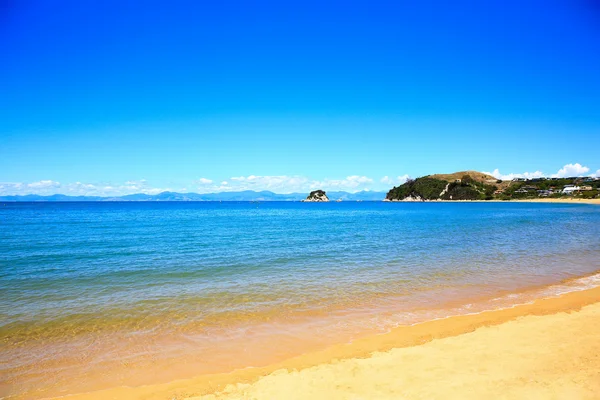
[125, 179, 146, 185]
[380, 176, 392, 184]
[141, 187, 169, 195]
[397, 174, 411, 183]
[483, 169, 545, 181]
[551, 163, 590, 178]
[0, 183, 24, 195]
[0, 179, 172, 197]
[594, 169, 600, 178]
[196, 178, 213, 185]
[214, 175, 311, 193]
[0, 180, 62, 196]
[64, 182, 97, 194]
[194, 175, 377, 194]
[484, 163, 595, 181]
[310, 176, 374, 192]
[27, 180, 61, 189]
[380, 175, 411, 186]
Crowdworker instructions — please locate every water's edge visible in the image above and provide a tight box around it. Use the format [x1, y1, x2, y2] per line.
[47, 270, 600, 400]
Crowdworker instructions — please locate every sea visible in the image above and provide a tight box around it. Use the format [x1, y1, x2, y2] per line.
[1, 201, 599, 399]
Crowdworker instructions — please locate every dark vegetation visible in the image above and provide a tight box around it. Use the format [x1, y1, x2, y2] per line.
[308, 190, 326, 197]
[386, 177, 447, 200]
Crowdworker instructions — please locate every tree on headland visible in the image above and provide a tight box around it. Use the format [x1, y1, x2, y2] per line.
[461, 174, 474, 185]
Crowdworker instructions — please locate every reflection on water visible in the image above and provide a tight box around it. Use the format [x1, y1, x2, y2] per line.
[1, 202, 599, 399]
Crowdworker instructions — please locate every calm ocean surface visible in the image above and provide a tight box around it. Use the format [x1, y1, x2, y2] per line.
[1, 201, 599, 399]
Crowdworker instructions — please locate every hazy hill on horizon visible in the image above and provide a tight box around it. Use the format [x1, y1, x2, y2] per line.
[0, 190, 387, 202]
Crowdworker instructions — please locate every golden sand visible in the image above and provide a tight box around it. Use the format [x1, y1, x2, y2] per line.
[54, 285, 600, 400]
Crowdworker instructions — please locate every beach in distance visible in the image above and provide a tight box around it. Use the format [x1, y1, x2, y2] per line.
[1, 201, 599, 399]
[390, 198, 600, 205]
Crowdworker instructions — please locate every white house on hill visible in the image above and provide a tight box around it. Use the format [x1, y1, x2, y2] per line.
[562, 185, 580, 195]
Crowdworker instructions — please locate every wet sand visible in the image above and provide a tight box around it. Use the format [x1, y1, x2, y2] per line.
[54, 284, 600, 400]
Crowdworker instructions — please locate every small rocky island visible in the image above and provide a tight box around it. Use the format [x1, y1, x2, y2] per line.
[303, 190, 329, 202]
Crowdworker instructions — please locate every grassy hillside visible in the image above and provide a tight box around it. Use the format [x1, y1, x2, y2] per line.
[430, 171, 511, 191]
[430, 171, 496, 184]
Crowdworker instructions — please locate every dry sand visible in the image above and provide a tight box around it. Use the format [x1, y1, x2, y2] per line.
[56, 286, 600, 400]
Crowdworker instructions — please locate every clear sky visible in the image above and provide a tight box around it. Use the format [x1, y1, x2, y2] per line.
[1, 0, 599, 195]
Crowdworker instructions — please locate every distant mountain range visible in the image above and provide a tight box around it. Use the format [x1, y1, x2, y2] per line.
[0, 190, 387, 202]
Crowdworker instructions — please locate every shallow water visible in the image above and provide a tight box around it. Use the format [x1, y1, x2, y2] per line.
[1, 201, 599, 398]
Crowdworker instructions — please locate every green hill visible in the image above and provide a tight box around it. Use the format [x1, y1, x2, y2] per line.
[385, 172, 599, 201]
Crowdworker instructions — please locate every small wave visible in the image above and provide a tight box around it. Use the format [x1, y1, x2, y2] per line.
[385, 270, 600, 329]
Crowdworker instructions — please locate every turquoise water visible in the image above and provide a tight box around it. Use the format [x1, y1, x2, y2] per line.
[1, 202, 599, 398]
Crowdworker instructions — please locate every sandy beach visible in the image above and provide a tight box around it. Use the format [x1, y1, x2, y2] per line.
[388, 198, 600, 204]
[512, 198, 600, 205]
[190, 288, 600, 400]
[54, 283, 600, 400]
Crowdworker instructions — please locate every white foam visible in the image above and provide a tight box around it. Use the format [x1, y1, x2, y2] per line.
[378, 271, 600, 331]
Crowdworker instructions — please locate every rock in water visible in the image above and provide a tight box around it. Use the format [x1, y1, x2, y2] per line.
[303, 190, 329, 202]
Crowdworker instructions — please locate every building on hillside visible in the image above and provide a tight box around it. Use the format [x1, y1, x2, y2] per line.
[562, 185, 580, 195]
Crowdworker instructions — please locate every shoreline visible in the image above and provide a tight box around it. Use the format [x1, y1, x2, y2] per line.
[53, 275, 600, 400]
[386, 198, 600, 204]
[190, 293, 600, 399]
[510, 198, 600, 204]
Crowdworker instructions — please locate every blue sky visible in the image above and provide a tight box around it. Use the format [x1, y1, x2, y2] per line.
[1, 0, 599, 195]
